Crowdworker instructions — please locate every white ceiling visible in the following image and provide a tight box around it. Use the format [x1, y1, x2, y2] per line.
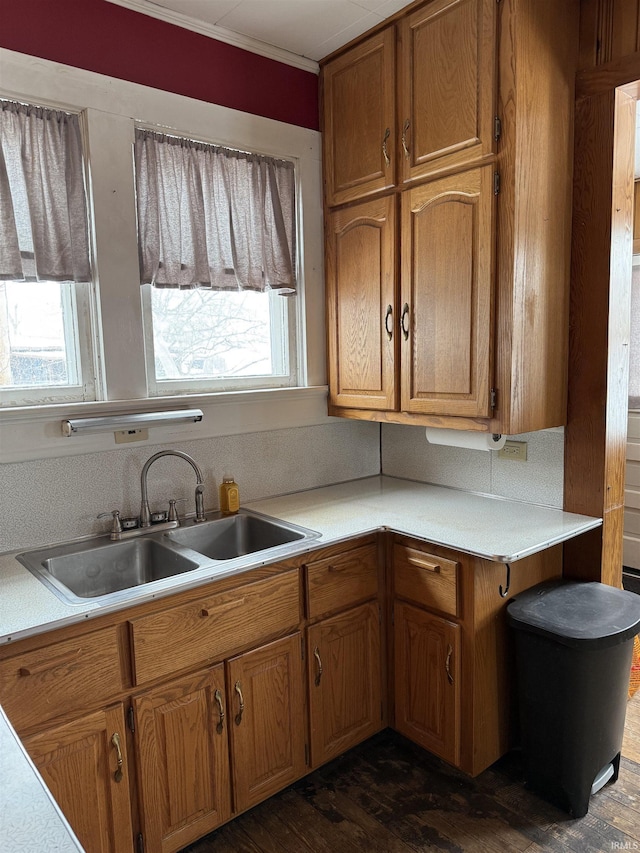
[106, 0, 410, 70]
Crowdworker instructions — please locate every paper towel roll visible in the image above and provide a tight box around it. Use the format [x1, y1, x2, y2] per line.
[425, 428, 506, 451]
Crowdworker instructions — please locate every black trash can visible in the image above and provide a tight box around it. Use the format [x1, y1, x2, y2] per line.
[507, 580, 640, 818]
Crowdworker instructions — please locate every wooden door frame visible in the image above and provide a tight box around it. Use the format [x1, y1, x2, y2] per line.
[563, 52, 640, 586]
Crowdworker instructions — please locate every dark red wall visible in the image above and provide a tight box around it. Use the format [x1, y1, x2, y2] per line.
[0, 0, 319, 130]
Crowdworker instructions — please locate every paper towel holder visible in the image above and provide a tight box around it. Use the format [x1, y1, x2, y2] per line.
[424, 428, 506, 451]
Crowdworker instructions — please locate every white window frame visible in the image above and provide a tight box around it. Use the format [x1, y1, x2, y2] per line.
[0, 103, 99, 408]
[141, 283, 299, 396]
[0, 279, 98, 407]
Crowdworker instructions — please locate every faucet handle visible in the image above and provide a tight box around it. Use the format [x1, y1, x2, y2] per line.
[167, 498, 187, 523]
[97, 510, 123, 539]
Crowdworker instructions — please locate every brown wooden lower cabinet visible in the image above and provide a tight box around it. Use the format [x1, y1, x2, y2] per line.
[23, 704, 134, 853]
[226, 632, 307, 813]
[307, 601, 383, 768]
[3, 533, 563, 852]
[133, 633, 306, 853]
[393, 601, 461, 766]
[133, 665, 232, 853]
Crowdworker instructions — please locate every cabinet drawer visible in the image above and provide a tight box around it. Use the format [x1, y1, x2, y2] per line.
[393, 544, 459, 617]
[0, 626, 125, 731]
[305, 543, 378, 619]
[130, 570, 300, 684]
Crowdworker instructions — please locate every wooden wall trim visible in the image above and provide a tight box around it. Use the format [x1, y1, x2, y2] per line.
[577, 51, 640, 96]
[564, 83, 636, 587]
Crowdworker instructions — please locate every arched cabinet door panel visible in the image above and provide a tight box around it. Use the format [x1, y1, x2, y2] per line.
[326, 195, 397, 411]
[400, 166, 495, 418]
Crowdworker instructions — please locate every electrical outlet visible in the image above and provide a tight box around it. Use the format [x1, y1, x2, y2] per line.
[498, 440, 527, 461]
[114, 428, 149, 444]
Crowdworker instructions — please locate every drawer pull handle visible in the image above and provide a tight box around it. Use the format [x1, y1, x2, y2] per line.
[18, 649, 81, 677]
[314, 646, 323, 686]
[214, 688, 225, 734]
[408, 555, 441, 573]
[445, 645, 454, 685]
[200, 598, 245, 618]
[234, 681, 245, 725]
[111, 732, 124, 783]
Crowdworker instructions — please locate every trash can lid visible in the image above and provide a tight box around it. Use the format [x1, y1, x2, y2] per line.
[506, 580, 640, 648]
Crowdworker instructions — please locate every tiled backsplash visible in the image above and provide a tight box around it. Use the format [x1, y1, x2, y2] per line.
[381, 424, 564, 508]
[1, 418, 566, 554]
[0, 421, 379, 553]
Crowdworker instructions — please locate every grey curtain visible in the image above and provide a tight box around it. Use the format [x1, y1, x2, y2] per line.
[0, 100, 91, 282]
[135, 129, 297, 293]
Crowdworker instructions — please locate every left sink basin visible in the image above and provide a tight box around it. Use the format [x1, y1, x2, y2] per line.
[17, 537, 201, 604]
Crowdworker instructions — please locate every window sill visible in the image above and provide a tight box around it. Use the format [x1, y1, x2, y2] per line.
[0, 386, 331, 463]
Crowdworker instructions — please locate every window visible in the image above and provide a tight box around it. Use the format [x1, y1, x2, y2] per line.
[0, 99, 96, 406]
[135, 129, 299, 395]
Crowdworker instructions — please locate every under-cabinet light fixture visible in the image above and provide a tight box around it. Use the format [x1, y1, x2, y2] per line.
[61, 409, 204, 437]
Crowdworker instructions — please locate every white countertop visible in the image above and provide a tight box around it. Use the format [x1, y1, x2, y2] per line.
[0, 476, 601, 645]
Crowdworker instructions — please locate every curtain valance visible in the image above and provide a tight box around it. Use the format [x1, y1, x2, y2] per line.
[0, 100, 91, 282]
[134, 129, 297, 293]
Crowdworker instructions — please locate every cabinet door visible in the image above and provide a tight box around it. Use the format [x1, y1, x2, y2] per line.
[23, 704, 134, 853]
[322, 26, 396, 206]
[394, 601, 461, 766]
[400, 166, 494, 417]
[227, 633, 306, 813]
[326, 195, 397, 411]
[399, 0, 496, 185]
[307, 601, 383, 768]
[134, 666, 231, 853]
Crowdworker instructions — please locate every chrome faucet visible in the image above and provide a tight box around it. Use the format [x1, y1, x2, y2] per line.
[140, 450, 206, 528]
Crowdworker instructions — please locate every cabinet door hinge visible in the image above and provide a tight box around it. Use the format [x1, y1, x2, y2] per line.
[490, 388, 497, 410]
[136, 832, 145, 853]
[493, 172, 500, 195]
[127, 705, 135, 734]
[494, 115, 502, 143]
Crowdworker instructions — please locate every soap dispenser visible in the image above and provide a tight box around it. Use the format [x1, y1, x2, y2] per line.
[219, 476, 240, 515]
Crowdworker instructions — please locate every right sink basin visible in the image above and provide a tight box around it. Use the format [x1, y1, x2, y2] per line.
[165, 510, 316, 560]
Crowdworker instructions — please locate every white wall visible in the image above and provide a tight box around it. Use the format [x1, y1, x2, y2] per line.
[382, 424, 564, 508]
[0, 420, 380, 552]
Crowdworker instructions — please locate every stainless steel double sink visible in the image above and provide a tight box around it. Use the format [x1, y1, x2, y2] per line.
[17, 510, 320, 606]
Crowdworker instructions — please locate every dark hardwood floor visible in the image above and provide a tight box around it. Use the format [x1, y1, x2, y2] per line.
[182, 692, 640, 853]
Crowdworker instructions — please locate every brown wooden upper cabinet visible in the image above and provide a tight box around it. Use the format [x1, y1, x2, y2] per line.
[322, 0, 495, 207]
[398, 0, 496, 185]
[321, 0, 579, 435]
[323, 27, 396, 207]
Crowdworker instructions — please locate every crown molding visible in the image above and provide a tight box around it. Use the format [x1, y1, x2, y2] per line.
[104, 0, 320, 74]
